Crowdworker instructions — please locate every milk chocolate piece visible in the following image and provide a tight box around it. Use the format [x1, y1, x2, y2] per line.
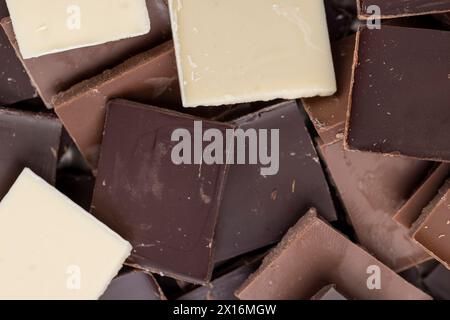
[358, 0, 450, 19]
[318, 139, 431, 271]
[0, 107, 62, 200]
[303, 35, 355, 144]
[311, 285, 348, 300]
[178, 263, 257, 300]
[214, 101, 337, 262]
[54, 41, 180, 167]
[1, 0, 171, 108]
[237, 209, 431, 300]
[394, 164, 450, 228]
[91, 99, 231, 284]
[346, 26, 450, 162]
[424, 265, 450, 300]
[100, 271, 165, 300]
[411, 181, 450, 268]
[0, 16, 36, 105]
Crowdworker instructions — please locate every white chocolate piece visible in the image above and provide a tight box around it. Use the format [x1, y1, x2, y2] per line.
[0, 169, 132, 300]
[6, 0, 151, 59]
[169, 0, 337, 108]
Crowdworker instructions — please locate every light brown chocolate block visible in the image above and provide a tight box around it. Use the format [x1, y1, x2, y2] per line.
[394, 164, 450, 228]
[236, 209, 431, 300]
[53, 41, 181, 168]
[318, 139, 431, 271]
[302, 35, 356, 144]
[411, 181, 450, 269]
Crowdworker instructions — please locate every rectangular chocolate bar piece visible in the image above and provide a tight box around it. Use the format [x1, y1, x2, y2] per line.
[0, 169, 131, 299]
[319, 139, 431, 271]
[237, 209, 431, 300]
[214, 100, 337, 262]
[0, 107, 62, 200]
[411, 180, 450, 268]
[53, 41, 180, 167]
[169, 0, 336, 107]
[6, 0, 150, 58]
[346, 26, 450, 162]
[358, 0, 450, 19]
[91, 99, 231, 284]
[1, 0, 171, 108]
[100, 271, 165, 300]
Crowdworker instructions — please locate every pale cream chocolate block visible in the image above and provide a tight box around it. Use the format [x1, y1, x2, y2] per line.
[169, 0, 336, 108]
[0, 169, 132, 300]
[6, 0, 151, 59]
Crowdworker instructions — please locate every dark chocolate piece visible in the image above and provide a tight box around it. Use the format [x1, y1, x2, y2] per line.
[214, 101, 337, 263]
[318, 139, 431, 271]
[311, 285, 348, 300]
[100, 271, 165, 300]
[325, 0, 357, 41]
[0, 0, 171, 108]
[53, 41, 180, 168]
[236, 209, 431, 300]
[91, 99, 231, 284]
[424, 265, 450, 300]
[56, 172, 95, 211]
[0, 107, 62, 200]
[358, 0, 450, 19]
[303, 35, 356, 144]
[346, 26, 450, 162]
[178, 263, 258, 300]
[394, 164, 450, 228]
[434, 13, 450, 28]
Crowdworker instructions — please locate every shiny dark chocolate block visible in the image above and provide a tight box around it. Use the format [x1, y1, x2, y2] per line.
[358, 0, 450, 19]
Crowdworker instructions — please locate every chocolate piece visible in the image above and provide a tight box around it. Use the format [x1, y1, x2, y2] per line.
[214, 101, 337, 262]
[394, 164, 450, 228]
[434, 13, 450, 29]
[100, 271, 165, 300]
[91, 99, 231, 284]
[178, 263, 257, 300]
[0, 17, 36, 105]
[318, 139, 431, 271]
[0, 107, 62, 200]
[424, 265, 450, 300]
[345, 26, 450, 162]
[0, 1, 7, 18]
[411, 180, 450, 268]
[325, 0, 357, 41]
[358, 0, 450, 19]
[236, 209, 431, 300]
[56, 172, 95, 211]
[303, 35, 355, 144]
[311, 285, 348, 300]
[1, 0, 171, 108]
[53, 41, 180, 167]
[400, 260, 439, 293]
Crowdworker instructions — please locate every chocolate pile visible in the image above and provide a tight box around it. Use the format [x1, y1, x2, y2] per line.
[0, 0, 449, 300]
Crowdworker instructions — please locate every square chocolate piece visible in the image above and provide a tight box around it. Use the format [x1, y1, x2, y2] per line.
[346, 26, 450, 162]
[91, 99, 232, 284]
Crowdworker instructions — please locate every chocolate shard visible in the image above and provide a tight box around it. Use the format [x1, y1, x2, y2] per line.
[302, 35, 356, 144]
[53, 41, 180, 168]
[358, 0, 450, 19]
[214, 100, 337, 263]
[424, 265, 450, 300]
[345, 26, 450, 162]
[0, 0, 171, 108]
[236, 209, 431, 300]
[318, 139, 431, 271]
[311, 284, 348, 300]
[91, 99, 232, 284]
[411, 180, 450, 269]
[177, 263, 258, 300]
[0, 107, 62, 200]
[394, 164, 450, 229]
[100, 271, 166, 300]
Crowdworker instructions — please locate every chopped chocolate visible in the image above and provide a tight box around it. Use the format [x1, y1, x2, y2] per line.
[0, 107, 62, 200]
[91, 99, 231, 284]
[345, 26, 450, 162]
[100, 271, 165, 300]
[0, 0, 171, 108]
[214, 100, 337, 262]
[236, 209, 431, 300]
[358, 0, 450, 19]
